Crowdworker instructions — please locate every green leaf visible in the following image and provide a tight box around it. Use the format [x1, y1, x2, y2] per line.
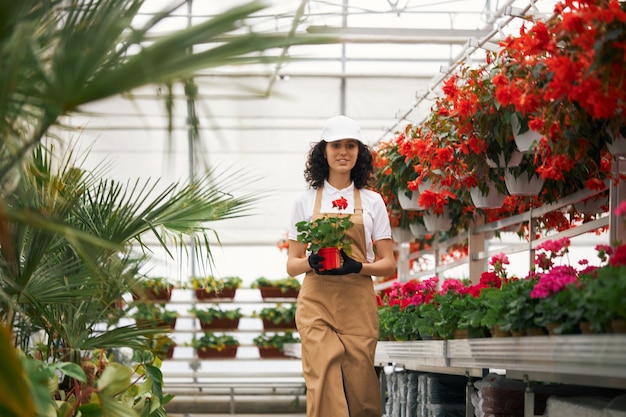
[0, 326, 36, 417]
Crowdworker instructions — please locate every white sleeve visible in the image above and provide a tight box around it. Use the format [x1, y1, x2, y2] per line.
[370, 192, 392, 242]
[287, 192, 311, 241]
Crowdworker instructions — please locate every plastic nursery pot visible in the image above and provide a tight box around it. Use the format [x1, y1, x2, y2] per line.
[318, 247, 341, 271]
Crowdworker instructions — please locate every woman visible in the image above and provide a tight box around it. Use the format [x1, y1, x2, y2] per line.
[286, 115, 396, 417]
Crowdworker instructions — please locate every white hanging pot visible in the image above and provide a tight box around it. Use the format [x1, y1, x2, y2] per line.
[397, 189, 424, 211]
[391, 227, 413, 243]
[573, 195, 608, 215]
[606, 127, 626, 156]
[504, 171, 545, 196]
[486, 150, 524, 168]
[409, 222, 428, 238]
[470, 180, 506, 209]
[422, 207, 452, 232]
[511, 116, 541, 152]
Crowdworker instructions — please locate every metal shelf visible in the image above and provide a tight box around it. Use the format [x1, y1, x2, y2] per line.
[375, 335, 626, 389]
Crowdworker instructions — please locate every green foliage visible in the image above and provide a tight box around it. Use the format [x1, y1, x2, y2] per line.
[252, 277, 301, 292]
[495, 278, 539, 333]
[253, 331, 300, 350]
[296, 214, 354, 254]
[378, 304, 421, 341]
[190, 275, 242, 292]
[578, 265, 626, 331]
[191, 333, 239, 351]
[131, 303, 178, 325]
[533, 284, 583, 334]
[254, 303, 297, 324]
[132, 276, 174, 299]
[190, 306, 243, 322]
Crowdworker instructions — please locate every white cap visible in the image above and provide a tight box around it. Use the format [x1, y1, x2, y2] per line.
[320, 115, 363, 143]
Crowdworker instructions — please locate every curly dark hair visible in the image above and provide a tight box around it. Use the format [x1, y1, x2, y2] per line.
[303, 140, 374, 189]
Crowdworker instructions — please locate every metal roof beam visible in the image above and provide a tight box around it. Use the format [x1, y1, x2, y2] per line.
[306, 26, 494, 44]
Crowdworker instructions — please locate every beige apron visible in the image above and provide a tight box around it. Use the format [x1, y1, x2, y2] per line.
[296, 187, 381, 417]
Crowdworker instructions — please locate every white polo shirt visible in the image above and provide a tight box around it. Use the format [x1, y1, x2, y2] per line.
[288, 180, 392, 262]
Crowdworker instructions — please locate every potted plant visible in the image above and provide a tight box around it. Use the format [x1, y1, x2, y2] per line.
[253, 331, 300, 358]
[295, 196, 354, 270]
[576, 241, 626, 333]
[132, 276, 174, 301]
[253, 303, 297, 330]
[252, 276, 301, 299]
[148, 334, 177, 360]
[190, 275, 242, 300]
[491, 2, 621, 195]
[190, 306, 243, 330]
[132, 303, 178, 329]
[191, 332, 239, 359]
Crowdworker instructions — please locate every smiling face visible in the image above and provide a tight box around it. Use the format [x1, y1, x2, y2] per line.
[324, 139, 359, 174]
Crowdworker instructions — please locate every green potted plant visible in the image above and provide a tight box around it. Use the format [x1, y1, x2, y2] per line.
[578, 259, 626, 333]
[190, 275, 242, 300]
[252, 277, 301, 299]
[148, 334, 177, 360]
[132, 276, 174, 301]
[295, 196, 354, 270]
[191, 333, 239, 359]
[253, 331, 300, 358]
[253, 303, 297, 330]
[190, 306, 243, 330]
[132, 303, 178, 329]
[378, 304, 421, 341]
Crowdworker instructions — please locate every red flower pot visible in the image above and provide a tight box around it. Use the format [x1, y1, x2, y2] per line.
[199, 318, 240, 330]
[196, 346, 238, 359]
[318, 247, 341, 271]
[258, 347, 288, 359]
[258, 287, 299, 300]
[262, 318, 297, 330]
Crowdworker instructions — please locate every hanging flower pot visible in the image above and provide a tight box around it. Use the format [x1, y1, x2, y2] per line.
[511, 116, 541, 152]
[318, 247, 341, 270]
[409, 222, 428, 238]
[486, 150, 524, 168]
[397, 189, 424, 210]
[391, 227, 414, 243]
[504, 171, 545, 196]
[573, 193, 609, 215]
[470, 180, 506, 209]
[606, 127, 626, 156]
[422, 207, 452, 232]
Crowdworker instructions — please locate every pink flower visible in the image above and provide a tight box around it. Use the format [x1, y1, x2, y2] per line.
[614, 201, 626, 217]
[610, 244, 626, 267]
[530, 265, 578, 299]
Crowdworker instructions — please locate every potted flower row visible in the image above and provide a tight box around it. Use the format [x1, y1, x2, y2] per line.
[131, 303, 178, 330]
[370, 0, 625, 239]
[253, 303, 297, 330]
[191, 333, 240, 359]
[189, 306, 243, 330]
[252, 277, 301, 300]
[147, 333, 177, 360]
[253, 331, 300, 359]
[131, 276, 175, 301]
[191, 275, 242, 300]
[378, 238, 626, 340]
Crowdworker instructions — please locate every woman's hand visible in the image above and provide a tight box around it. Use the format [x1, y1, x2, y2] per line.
[315, 250, 362, 275]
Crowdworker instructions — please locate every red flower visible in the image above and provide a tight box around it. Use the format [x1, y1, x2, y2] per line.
[332, 196, 348, 211]
[610, 244, 626, 267]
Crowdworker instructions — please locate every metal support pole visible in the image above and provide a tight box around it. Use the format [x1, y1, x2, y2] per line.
[465, 372, 475, 417]
[469, 214, 486, 284]
[524, 376, 536, 417]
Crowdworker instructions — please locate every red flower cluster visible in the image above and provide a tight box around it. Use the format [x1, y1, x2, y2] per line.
[332, 196, 348, 211]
